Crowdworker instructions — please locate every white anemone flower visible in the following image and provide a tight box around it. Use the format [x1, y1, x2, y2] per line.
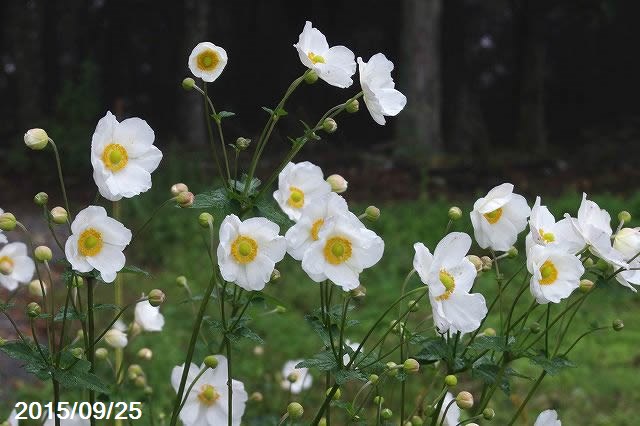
[470, 183, 531, 251]
[188, 42, 228, 83]
[285, 193, 349, 260]
[64, 206, 132, 283]
[342, 340, 360, 366]
[91, 111, 162, 201]
[134, 299, 165, 332]
[534, 409, 561, 426]
[526, 197, 584, 255]
[613, 227, 640, 290]
[0, 208, 7, 244]
[437, 392, 461, 426]
[301, 214, 384, 291]
[357, 53, 407, 125]
[294, 21, 356, 88]
[280, 359, 313, 394]
[527, 245, 584, 304]
[0, 242, 35, 291]
[414, 233, 487, 334]
[217, 215, 286, 291]
[104, 328, 128, 349]
[171, 357, 247, 426]
[273, 161, 331, 221]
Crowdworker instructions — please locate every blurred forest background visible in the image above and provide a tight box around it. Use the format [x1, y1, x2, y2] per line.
[1, 0, 639, 200]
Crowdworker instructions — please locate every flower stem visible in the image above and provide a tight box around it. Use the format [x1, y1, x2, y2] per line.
[507, 371, 546, 425]
[202, 83, 227, 189]
[48, 139, 73, 227]
[112, 201, 124, 397]
[226, 337, 233, 426]
[87, 277, 96, 426]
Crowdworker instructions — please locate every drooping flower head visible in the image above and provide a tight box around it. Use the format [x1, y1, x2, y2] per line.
[526, 196, 584, 255]
[104, 327, 128, 349]
[527, 245, 584, 304]
[613, 227, 640, 290]
[534, 409, 561, 426]
[413, 233, 487, 334]
[0, 242, 35, 291]
[280, 359, 313, 394]
[273, 162, 331, 221]
[357, 53, 407, 125]
[171, 356, 247, 426]
[188, 42, 228, 83]
[470, 183, 531, 251]
[294, 21, 356, 88]
[91, 111, 162, 201]
[217, 215, 286, 291]
[64, 206, 132, 283]
[134, 299, 165, 332]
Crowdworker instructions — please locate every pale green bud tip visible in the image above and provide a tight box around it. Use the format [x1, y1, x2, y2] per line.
[386, 361, 399, 376]
[28, 280, 46, 297]
[318, 418, 327, 426]
[250, 391, 263, 402]
[381, 408, 393, 420]
[373, 396, 384, 405]
[26, 302, 41, 318]
[287, 402, 304, 419]
[482, 408, 495, 420]
[304, 70, 318, 84]
[198, 212, 214, 228]
[368, 374, 379, 383]
[0, 213, 17, 231]
[50, 207, 68, 224]
[583, 258, 595, 268]
[322, 117, 338, 133]
[24, 128, 49, 150]
[506, 246, 518, 258]
[365, 205, 381, 221]
[618, 210, 632, 224]
[236, 137, 251, 150]
[34, 245, 52, 262]
[346, 99, 359, 113]
[579, 279, 594, 293]
[326, 387, 341, 399]
[177, 191, 195, 208]
[408, 299, 419, 311]
[481, 256, 493, 271]
[128, 364, 143, 377]
[148, 289, 166, 307]
[448, 206, 463, 221]
[176, 275, 188, 287]
[275, 305, 286, 314]
[204, 355, 219, 369]
[287, 372, 299, 383]
[410, 415, 424, 426]
[483, 327, 496, 337]
[137, 348, 153, 360]
[71, 347, 84, 359]
[95, 348, 108, 360]
[350, 285, 367, 298]
[326, 174, 348, 193]
[144, 386, 153, 395]
[182, 77, 196, 90]
[71, 276, 84, 288]
[403, 358, 420, 374]
[171, 183, 189, 196]
[444, 374, 458, 387]
[613, 319, 624, 331]
[456, 391, 474, 409]
[270, 269, 281, 282]
[253, 345, 264, 356]
[530, 322, 541, 334]
[34, 192, 49, 206]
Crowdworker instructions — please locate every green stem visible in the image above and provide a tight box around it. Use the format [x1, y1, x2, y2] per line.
[226, 338, 233, 426]
[130, 198, 176, 242]
[506, 372, 546, 425]
[48, 139, 72, 227]
[87, 278, 96, 426]
[202, 83, 227, 189]
[562, 326, 609, 356]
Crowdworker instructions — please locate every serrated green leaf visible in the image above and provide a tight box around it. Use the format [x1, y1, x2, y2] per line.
[335, 369, 366, 385]
[414, 337, 450, 363]
[229, 326, 264, 344]
[119, 265, 150, 277]
[296, 350, 338, 371]
[54, 306, 85, 322]
[54, 357, 111, 394]
[0, 302, 15, 312]
[472, 363, 511, 395]
[254, 197, 293, 231]
[468, 336, 515, 353]
[191, 187, 241, 221]
[304, 314, 331, 347]
[229, 175, 261, 196]
[529, 353, 576, 376]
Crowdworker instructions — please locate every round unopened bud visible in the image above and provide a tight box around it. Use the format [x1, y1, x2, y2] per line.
[176, 191, 195, 208]
[171, 183, 189, 196]
[128, 364, 143, 378]
[182, 77, 195, 90]
[481, 256, 493, 271]
[0, 258, 14, 275]
[138, 348, 153, 361]
[482, 408, 495, 420]
[456, 391, 474, 409]
[583, 258, 595, 268]
[176, 276, 188, 288]
[448, 206, 463, 221]
[373, 396, 384, 405]
[381, 408, 393, 420]
[618, 210, 632, 224]
[270, 269, 281, 283]
[423, 404, 436, 416]
[403, 358, 420, 374]
[275, 305, 286, 314]
[351, 285, 367, 298]
[322, 118, 338, 133]
[287, 402, 304, 419]
[468, 255, 483, 272]
[345, 99, 359, 113]
[529, 322, 541, 334]
[34, 245, 52, 262]
[26, 302, 41, 318]
[34, 192, 49, 206]
[287, 372, 299, 383]
[595, 258, 609, 272]
[204, 355, 219, 369]
[386, 361, 399, 377]
[28, 280, 47, 298]
[444, 374, 458, 387]
[105, 329, 128, 349]
[579, 279, 594, 293]
[506, 246, 518, 258]
[326, 174, 348, 193]
[368, 374, 379, 384]
[0, 213, 17, 231]
[250, 391, 263, 402]
[24, 128, 49, 150]
[71, 347, 84, 359]
[134, 375, 147, 388]
[613, 319, 624, 331]
[198, 212, 214, 228]
[410, 416, 424, 426]
[148, 289, 166, 307]
[50, 207, 68, 224]
[144, 386, 153, 395]
[76, 329, 84, 340]
[318, 418, 327, 426]
[483, 327, 497, 337]
[365, 206, 380, 221]
[304, 70, 318, 84]
[326, 387, 341, 400]
[253, 346, 264, 356]
[235, 137, 251, 150]
[95, 348, 108, 360]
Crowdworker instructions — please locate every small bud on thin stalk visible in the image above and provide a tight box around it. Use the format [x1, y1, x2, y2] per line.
[204, 355, 219, 369]
[365, 205, 381, 222]
[24, 128, 49, 150]
[182, 78, 196, 91]
[171, 183, 189, 196]
[326, 174, 348, 193]
[322, 117, 338, 133]
[28, 280, 47, 297]
[50, 207, 68, 225]
[613, 319, 624, 331]
[148, 289, 166, 307]
[0, 213, 17, 231]
[456, 391, 474, 409]
[198, 212, 214, 228]
[448, 206, 463, 221]
[345, 99, 359, 113]
[34, 246, 52, 262]
[34, 192, 49, 206]
[26, 302, 41, 318]
[287, 402, 304, 419]
[176, 191, 195, 208]
[444, 374, 458, 387]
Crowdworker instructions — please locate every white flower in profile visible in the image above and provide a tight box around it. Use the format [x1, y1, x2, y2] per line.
[64, 206, 132, 283]
[357, 53, 407, 125]
[188, 42, 228, 83]
[0, 242, 35, 291]
[534, 409, 561, 426]
[91, 111, 162, 201]
[285, 193, 349, 260]
[294, 21, 356, 88]
[280, 359, 313, 394]
[134, 299, 165, 332]
[470, 183, 531, 251]
[342, 340, 360, 366]
[437, 392, 460, 426]
[171, 356, 247, 426]
[527, 245, 584, 304]
[413, 233, 487, 334]
[273, 162, 332, 221]
[301, 214, 384, 291]
[613, 227, 640, 290]
[526, 197, 584, 255]
[104, 328, 128, 349]
[0, 208, 7, 244]
[217, 215, 286, 291]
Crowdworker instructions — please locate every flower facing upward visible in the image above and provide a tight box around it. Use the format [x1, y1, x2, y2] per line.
[64, 206, 132, 283]
[534, 409, 561, 426]
[357, 53, 407, 125]
[188, 42, 228, 83]
[413, 233, 487, 334]
[273, 162, 331, 221]
[437, 392, 461, 426]
[527, 245, 584, 304]
[171, 356, 247, 426]
[134, 299, 165, 332]
[294, 21, 356, 88]
[0, 242, 35, 291]
[470, 183, 531, 251]
[526, 197, 584, 255]
[91, 111, 162, 202]
[280, 360, 313, 394]
[217, 215, 286, 291]
[613, 227, 640, 290]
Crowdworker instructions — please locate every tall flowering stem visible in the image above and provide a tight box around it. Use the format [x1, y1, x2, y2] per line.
[87, 277, 96, 426]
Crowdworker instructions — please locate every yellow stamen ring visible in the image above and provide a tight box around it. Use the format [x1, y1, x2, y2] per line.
[197, 49, 221, 71]
[102, 143, 129, 172]
[288, 187, 305, 209]
[323, 237, 352, 265]
[78, 228, 104, 257]
[197, 384, 220, 406]
[483, 207, 503, 224]
[436, 269, 456, 301]
[539, 260, 559, 285]
[307, 52, 326, 64]
[310, 219, 324, 241]
[231, 235, 258, 264]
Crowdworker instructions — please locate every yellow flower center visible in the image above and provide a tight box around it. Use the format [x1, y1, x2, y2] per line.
[307, 52, 326, 64]
[538, 229, 555, 243]
[539, 260, 558, 285]
[323, 237, 352, 265]
[102, 143, 129, 172]
[0, 256, 14, 275]
[231, 235, 258, 264]
[310, 219, 325, 241]
[197, 49, 221, 71]
[483, 207, 503, 224]
[436, 269, 456, 301]
[78, 228, 104, 257]
[197, 384, 220, 406]
[288, 187, 305, 209]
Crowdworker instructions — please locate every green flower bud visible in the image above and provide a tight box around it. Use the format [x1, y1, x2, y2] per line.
[595, 258, 609, 272]
[613, 319, 624, 331]
[583, 257, 595, 268]
[368, 374, 379, 384]
[579, 279, 594, 293]
[287, 402, 304, 419]
[95, 348, 108, 360]
[326, 387, 341, 400]
[422, 404, 435, 416]
[128, 364, 143, 378]
[318, 418, 327, 426]
[235, 137, 251, 150]
[134, 375, 147, 388]
[345, 99, 359, 113]
[71, 347, 84, 359]
[408, 299, 419, 312]
[144, 386, 153, 395]
[34, 245, 52, 262]
[0, 213, 17, 231]
[530, 322, 541, 334]
[365, 206, 381, 222]
[482, 408, 495, 420]
[176, 275, 188, 288]
[411, 416, 424, 426]
[137, 348, 153, 360]
[481, 256, 493, 271]
[618, 210, 632, 224]
[304, 70, 318, 84]
[506, 246, 518, 258]
[71, 276, 84, 288]
[171, 183, 189, 196]
[456, 391, 474, 409]
[275, 305, 287, 314]
[381, 408, 393, 420]
[24, 128, 49, 150]
[322, 118, 338, 133]
[204, 355, 219, 369]
[483, 327, 496, 337]
[28, 280, 46, 298]
[326, 174, 348, 193]
[148, 289, 166, 307]
[448, 206, 462, 221]
[34, 192, 49, 206]
[287, 372, 299, 383]
[176, 191, 195, 208]
[386, 361, 399, 376]
[50, 207, 68, 224]
[26, 302, 41, 318]
[403, 358, 420, 374]
[444, 374, 457, 387]
[250, 391, 263, 402]
[182, 77, 196, 91]
[467, 255, 483, 272]
[270, 269, 281, 283]
[373, 396, 384, 405]
[198, 212, 214, 228]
